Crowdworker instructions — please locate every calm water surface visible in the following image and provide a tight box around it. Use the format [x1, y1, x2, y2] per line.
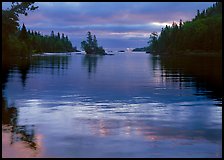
[2, 52, 222, 158]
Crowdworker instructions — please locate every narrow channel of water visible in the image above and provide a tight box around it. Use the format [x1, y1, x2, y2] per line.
[2, 52, 222, 158]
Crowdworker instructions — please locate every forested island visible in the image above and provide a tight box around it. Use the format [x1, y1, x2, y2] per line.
[134, 2, 222, 55]
[81, 31, 106, 55]
[2, 2, 77, 59]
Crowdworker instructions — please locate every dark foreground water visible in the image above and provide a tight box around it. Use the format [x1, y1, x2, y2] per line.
[2, 52, 222, 158]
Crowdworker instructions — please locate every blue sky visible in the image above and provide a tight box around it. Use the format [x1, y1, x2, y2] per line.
[2, 2, 215, 50]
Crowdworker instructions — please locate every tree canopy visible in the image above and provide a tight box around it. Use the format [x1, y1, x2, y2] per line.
[147, 2, 222, 55]
[2, 2, 76, 59]
[81, 31, 106, 55]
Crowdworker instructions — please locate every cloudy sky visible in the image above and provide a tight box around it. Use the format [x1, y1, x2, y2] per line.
[3, 2, 214, 51]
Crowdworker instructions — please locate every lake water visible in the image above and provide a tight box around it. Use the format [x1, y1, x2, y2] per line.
[2, 52, 222, 158]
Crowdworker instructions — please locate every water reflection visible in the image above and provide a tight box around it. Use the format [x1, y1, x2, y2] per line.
[2, 97, 38, 150]
[30, 55, 70, 75]
[2, 64, 10, 90]
[2, 54, 71, 90]
[2, 52, 222, 158]
[17, 58, 31, 87]
[82, 55, 103, 77]
[2, 96, 220, 157]
[72, 103, 221, 144]
[2, 94, 45, 158]
[150, 54, 222, 103]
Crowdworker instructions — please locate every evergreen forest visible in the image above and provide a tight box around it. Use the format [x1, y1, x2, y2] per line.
[146, 2, 222, 55]
[81, 31, 106, 55]
[2, 2, 76, 59]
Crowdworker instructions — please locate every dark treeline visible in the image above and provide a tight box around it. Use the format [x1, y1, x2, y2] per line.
[148, 2, 222, 54]
[81, 31, 106, 55]
[26, 28, 75, 54]
[2, 2, 76, 59]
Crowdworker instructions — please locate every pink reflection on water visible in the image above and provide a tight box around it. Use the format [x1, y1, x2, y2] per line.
[2, 125, 44, 158]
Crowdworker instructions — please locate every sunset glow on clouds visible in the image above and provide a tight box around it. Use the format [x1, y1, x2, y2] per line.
[2, 2, 214, 50]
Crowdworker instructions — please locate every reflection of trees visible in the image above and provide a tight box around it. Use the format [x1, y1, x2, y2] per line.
[2, 58, 11, 90]
[151, 55, 160, 72]
[150, 55, 222, 101]
[17, 58, 31, 87]
[2, 96, 38, 150]
[82, 55, 103, 77]
[30, 55, 70, 75]
[2, 54, 71, 88]
[2, 56, 31, 89]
